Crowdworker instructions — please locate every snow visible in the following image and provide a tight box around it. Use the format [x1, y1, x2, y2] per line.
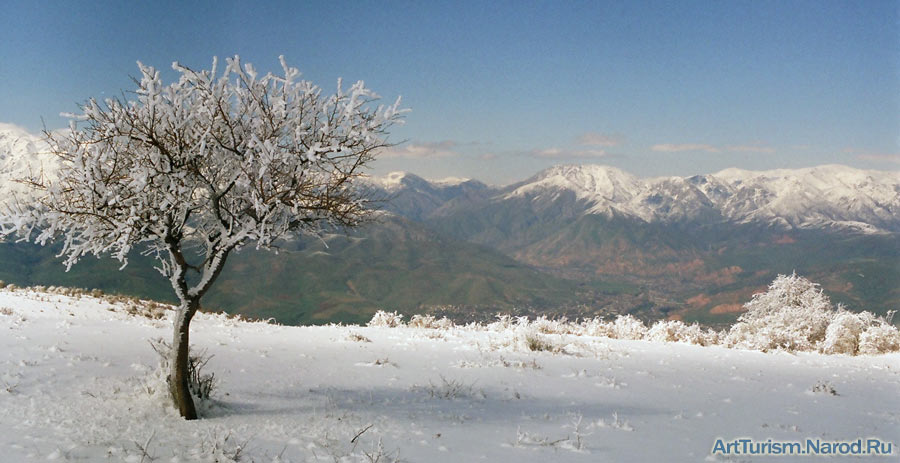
[364, 171, 410, 191]
[503, 164, 900, 232]
[1, 287, 897, 462]
[362, 172, 472, 191]
[430, 176, 471, 186]
[506, 165, 642, 206]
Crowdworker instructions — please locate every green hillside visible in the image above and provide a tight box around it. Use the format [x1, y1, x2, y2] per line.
[428, 204, 900, 323]
[0, 217, 589, 325]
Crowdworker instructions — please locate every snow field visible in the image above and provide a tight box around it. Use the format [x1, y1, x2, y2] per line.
[0, 287, 897, 462]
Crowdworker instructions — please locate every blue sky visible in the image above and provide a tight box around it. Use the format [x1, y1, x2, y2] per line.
[1, 0, 897, 183]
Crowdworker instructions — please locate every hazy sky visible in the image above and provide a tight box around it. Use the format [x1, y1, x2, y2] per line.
[1, 0, 897, 184]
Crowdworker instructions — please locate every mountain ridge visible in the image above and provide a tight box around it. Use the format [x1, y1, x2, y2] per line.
[3, 123, 896, 234]
[363, 163, 900, 234]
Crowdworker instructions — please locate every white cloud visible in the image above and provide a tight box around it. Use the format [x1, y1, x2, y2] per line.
[535, 147, 563, 157]
[380, 141, 458, 159]
[530, 147, 608, 158]
[651, 143, 775, 154]
[577, 132, 624, 147]
[725, 145, 776, 154]
[850, 150, 900, 164]
[571, 149, 609, 158]
[651, 143, 721, 153]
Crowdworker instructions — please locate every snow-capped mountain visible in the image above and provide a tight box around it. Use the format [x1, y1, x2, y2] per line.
[708, 165, 900, 232]
[363, 171, 491, 221]
[0, 123, 56, 200]
[497, 164, 900, 233]
[365, 171, 486, 193]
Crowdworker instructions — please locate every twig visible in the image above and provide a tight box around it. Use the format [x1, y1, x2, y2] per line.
[134, 431, 157, 463]
[351, 424, 374, 444]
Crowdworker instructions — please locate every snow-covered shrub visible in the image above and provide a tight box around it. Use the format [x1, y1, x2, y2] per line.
[579, 317, 615, 338]
[482, 317, 570, 354]
[531, 315, 573, 335]
[408, 314, 455, 330]
[725, 273, 834, 352]
[367, 310, 405, 328]
[823, 311, 870, 355]
[524, 332, 557, 352]
[724, 273, 898, 355]
[679, 324, 721, 346]
[123, 300, 170, 320]
[612, 314, 648, 340]
[647, 320, 685, 343]
[346, 332, 372, 343]
[858, 322, 900, 355]
[149, 338, 218, 405]
[647, 320, 720, 346]
[415, 375, 483, 400]
[486, 314, 524, 332]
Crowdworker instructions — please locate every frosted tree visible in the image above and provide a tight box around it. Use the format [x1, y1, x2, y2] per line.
[0, 56, 405, 419]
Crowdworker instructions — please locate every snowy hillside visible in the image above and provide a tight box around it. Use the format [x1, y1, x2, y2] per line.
[1, 286, 897, 462]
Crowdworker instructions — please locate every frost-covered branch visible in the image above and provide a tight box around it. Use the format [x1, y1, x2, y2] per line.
[1, 55, 406, 284]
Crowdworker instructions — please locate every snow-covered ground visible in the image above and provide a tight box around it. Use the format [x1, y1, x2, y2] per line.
[0, 287, 897, 462]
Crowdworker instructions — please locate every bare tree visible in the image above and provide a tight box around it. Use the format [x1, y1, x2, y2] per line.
[1, 56, 404, 419]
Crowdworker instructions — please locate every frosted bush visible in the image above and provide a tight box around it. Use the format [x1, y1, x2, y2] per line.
[612, 314, 648, 340]
[408, 314, 455, 330]
[368, 310, 405, 328]
[408, 314, 435, 328]
[647, 320, 685, 343]
[523, 331, 557, 352]
[148, 338, 217, 411]
[506, 324, 543, 352]
[579, 317, 615, 338]
[858, 323, 900, 355]
[481, 319, 567, 354]
[531, 315, 574, 335]
[723, 273, 898, 355]
[823, 311, 870, 355]
[486, 314, 525, 332]
[725, 273, 834, 352]
[676, 324, 721, 346]
[647, 320, 720, 346]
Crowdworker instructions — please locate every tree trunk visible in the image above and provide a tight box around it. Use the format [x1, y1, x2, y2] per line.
[164, 240, 232, 420]
[170, 297, 200, 420]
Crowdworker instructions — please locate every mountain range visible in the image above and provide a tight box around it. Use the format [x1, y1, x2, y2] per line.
[1, 124, 898, 325]
[377, 163, 899, 233]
